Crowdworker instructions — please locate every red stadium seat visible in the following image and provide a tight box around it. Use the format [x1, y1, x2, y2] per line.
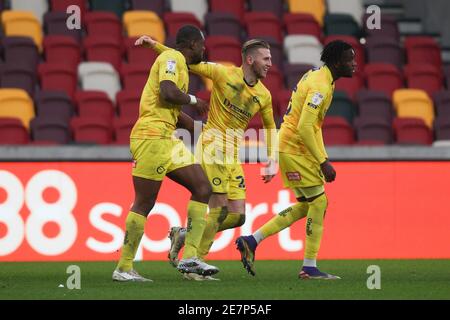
[365, 63, 404, 97]
[404, 36, 442, 69]
[75, 91, 115, 119]
[35, 90, 74, 121]
[249, 0, 285, 19]
[85, 12, 123, 43]
[205, 36, 241, 66]
[335, 70, 364, 101]
[38, 63, 77, 101]
[116, 90, 141, 118]
[284, 13, 322, 40]
[205, 12, 242, 40]
[120, 64, 149, 91]
[283, 63, 314, 90]
[393, 117, 433, 145]
[261, 65, 284, 94]
[124, 37, 158, 67]
[323, 116, 355, 145]
[164, 12, 202, 37]
[84, 36, 123, 71]
[356, 90, 394, 123]
[49, 0, 87, 14]
[209, 0, 246, 22]
[433, 91, 450, 120]
[354, 116, 393, 144]
[366, 36, 404, 67]
[30, 116, 71, 144]
[244, 12, 282, 43]
[0, 64, 36, 97]
[43, 35, 81, 68]
[0, 117, 29, 144]
[404, 64, 443, 97]
[276, 89, 293, 122]
[2, 37, 39, 69]
[71, 116, 113, 144]
[44, 12, 82, 42]
[113, 116, 136, 144]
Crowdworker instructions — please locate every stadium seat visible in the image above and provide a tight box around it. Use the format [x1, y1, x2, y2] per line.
[85, 12, 123, 44]
[205, 36, 241, 66]
[89, 0, 126, 18]
[434, 117, 450, 141]
[71, 116, 113, 144]
[356, 90, 394, 123]
[116, 90, 141, 118]
[30, 116, 71, 144]
[335, 71, 364, 101]
[247, 113, 263, 130]
[120, 64, 149, 91]
[354, 116, 393, 144]
[164, 12, 203, 37]
[113, 116, 136, 144]
[327, 91, 356, 124]
[365, 63, 404, 97]
[444, 65, 450, 89]
[84, 36, 123, 71]
[404, 36, 442, 69]
[75, 91, 115, 119]
[38, 63, 77, 101]
[123, 11, 165, 43]
[124, 37, 158, 68]
[433, 91, 450, 119]
[0, 88, 34, 128]
[284, 13, 322, 40]
[130, 0, 166, 17]
[366, 36, 404, 66]
[209, 0, 246, 22]
[393, 117, 432, 145]
[2, 11, 43, 50]
[2, 37, 39, 69]
[363, 14, 400, 40]
[284, 35, 323, 66]
[0, 64, 36, 96]
[43, 36, 81, 68]
[404, 64, 444, 97]
[245, 12, 283, 43]
[169, 0, 208, 24]
[276, 89, 293, 122]
[324, 13, 361, 38]
[261, 65, 284, 93]
[0, 117, 29, 144]
[324, 35, 365, 70]
[43, 12, 82, 42]
[11, 0, 48, 23]
[287, 0, 325, 26]
[50, 0, 88, 15]
[35, 91, 74, 121]
[249, 0, 285, 19]
[322, 116, 355, 145]
[283, 63, 314, 90]
[205, 12, 242, 40]
[78, 62, 121, 103]
[393, 89, 434, 128]
[326, 0, 364, 26]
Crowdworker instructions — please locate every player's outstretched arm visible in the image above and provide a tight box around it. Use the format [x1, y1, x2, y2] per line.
[134, 35, 170, 55]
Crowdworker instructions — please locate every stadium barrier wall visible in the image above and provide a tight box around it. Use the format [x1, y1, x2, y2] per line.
[1, 161, 450, 261]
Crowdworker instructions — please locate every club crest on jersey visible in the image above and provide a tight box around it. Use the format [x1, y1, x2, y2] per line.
[286, 172, 301, 181]
[311, 92, 324, 105]
[166, 60, 176, 74]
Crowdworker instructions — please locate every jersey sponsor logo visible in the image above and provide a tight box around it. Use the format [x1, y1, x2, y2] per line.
[286, 171, 301, 181]
[311, 92, 324, 105]
[212, 177, 222, 186]
[157, 166, 165, 174]
[307, 102, 319, 109]
[166, 60, 176, 74]
[223, 98, 252, 119]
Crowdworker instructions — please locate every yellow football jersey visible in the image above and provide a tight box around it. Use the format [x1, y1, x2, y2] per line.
[278, 65, 335, 164]
[189, 62, 275, 157]
[130, 49, 189, 139]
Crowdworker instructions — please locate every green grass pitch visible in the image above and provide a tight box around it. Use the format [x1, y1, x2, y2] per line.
[1, 260, 449, 300]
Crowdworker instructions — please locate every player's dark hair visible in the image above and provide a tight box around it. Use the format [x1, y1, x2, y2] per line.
[320, 40, 353, 66]
[175, 25, 203, 48]
[242, 39, 270, 57]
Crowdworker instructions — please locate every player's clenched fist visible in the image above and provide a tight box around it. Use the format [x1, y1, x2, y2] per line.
[320, 159, 336, 182]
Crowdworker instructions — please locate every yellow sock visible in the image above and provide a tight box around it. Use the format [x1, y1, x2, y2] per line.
[257, 202, 308, 240]
[182, 200, 208, 259]
[117, 211, 146, 272]
[218, 212, 245, 231]
[197, 207, 227, 259]
[304, 194, 327, 260]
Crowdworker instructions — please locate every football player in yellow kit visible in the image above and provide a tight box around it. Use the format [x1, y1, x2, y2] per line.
[236, 40, 356, 279]
[136, 35, 277, 280]
[112, 25, 220, 282]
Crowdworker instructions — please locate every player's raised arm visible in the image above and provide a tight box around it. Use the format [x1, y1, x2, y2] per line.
[134, 35, 170, 54]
